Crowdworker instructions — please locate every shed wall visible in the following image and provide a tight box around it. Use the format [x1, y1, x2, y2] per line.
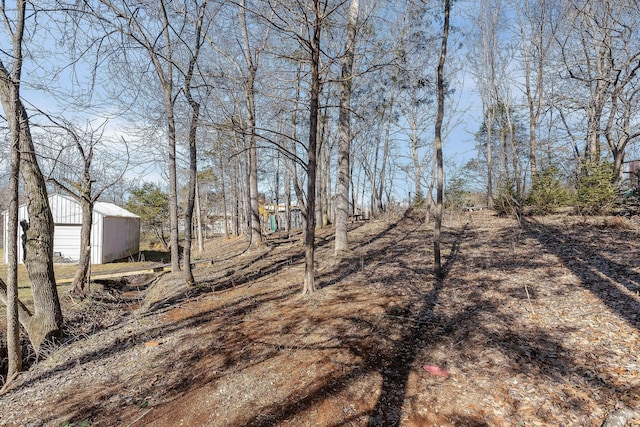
[90, 211, 104, 264]
[49, 194, 83, 224]
[2, 194, 139, 265]
[101, 216, 140, 263]
[53, 225, 82, 262]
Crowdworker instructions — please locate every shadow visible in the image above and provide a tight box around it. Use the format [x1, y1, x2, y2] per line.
[366, 221, 468, 426]
[132, 210, 439, 427]
[522, 218, 640, 330]
[9, 210, 630, 426]
[230, 212, 471, 427]
[13, 280, 300, 399]
[144, 219, 369, 313]
[317, 217, 404, 290]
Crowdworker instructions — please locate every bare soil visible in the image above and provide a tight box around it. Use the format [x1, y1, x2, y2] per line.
[1, 209, 639, 426]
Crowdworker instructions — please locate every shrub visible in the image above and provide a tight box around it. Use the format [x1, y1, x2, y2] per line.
[444, 177, 471, 211]
[575, 160, 617, 215]
[527, 166, 572, 214]
[494, 178, 522, 217]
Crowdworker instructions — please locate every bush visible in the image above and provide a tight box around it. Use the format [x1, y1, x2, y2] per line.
[412, 190, 425, 208]
[494, 178, 522, 217]
[444, 177, 471, 211]
[527, 166, 572, 215]
[575, 160, 617, 215]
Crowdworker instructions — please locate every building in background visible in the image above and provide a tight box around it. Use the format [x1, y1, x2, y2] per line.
[1, 193, 140, 264]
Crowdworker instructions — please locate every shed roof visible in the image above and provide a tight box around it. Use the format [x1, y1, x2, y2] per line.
[94, 201, 140, 218]
[1, 194, 139, 219]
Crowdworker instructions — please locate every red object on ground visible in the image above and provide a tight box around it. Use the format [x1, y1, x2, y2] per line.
[423, 365, 451, 377]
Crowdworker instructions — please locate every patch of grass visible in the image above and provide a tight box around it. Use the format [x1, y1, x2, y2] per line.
[140, 249, 170, 263]
[0, 257, 160, 306]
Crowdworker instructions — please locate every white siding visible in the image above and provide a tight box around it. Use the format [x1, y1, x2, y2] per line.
[1, 211, 26, 264]
[53, 225, 82, 261]
[2, 194, 140, 265]
[91, 211, 104, 264]
[49, 194, 83, 224]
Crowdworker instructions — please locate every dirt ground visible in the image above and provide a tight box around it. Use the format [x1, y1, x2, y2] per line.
[0, 209, 639, 426]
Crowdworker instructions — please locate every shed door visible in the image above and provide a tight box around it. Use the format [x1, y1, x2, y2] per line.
[53, 224, 81, 262]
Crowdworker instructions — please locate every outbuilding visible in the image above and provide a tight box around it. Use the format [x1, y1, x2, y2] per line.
[2, 193, 140, 265]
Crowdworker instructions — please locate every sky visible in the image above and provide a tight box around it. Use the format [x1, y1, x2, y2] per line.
[1, 0, 487, 206]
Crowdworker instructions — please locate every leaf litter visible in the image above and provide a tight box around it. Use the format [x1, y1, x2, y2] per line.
[0, 209, 639, 426]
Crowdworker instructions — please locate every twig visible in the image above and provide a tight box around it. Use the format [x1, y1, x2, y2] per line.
[126, 407, 154, 427]
[524, 282, 536, 315]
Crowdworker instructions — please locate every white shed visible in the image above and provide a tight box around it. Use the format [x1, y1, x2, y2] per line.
[2, 193, 140, 265]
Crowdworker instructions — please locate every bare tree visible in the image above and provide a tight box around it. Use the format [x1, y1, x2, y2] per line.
[181, 0, 208, 285]
[303, 0, 324, 294]
[0, 0, 63, 354]
[517, 0, 556, 179]
[434, 0, 450, 279]
[468, 0, 507, 209]
[203, 0, 271, 249]
[96, 0, 182, 274]
[43, 119, 129, 295]
[334, 0, 359, 255]
[3, 1, 23, 376]
[258, 0, 332, 294]
[554, 0, 640, 178]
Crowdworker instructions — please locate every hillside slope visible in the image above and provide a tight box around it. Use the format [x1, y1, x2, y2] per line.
[1, 210, 639, 426]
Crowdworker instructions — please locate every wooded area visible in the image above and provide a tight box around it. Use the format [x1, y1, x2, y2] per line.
[1, 0, 640, 424]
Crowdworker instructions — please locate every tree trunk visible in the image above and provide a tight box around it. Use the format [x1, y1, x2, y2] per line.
[315, 121, 325, 228]
[410, 122, 423, 204]
[506, 104, 522, 195]
[220, 153, 231, 238]
[434, 0, 450, 279]
[183, 100, 199, 285]
[231, 141, 240, 236]
[285, 171, 292, 232]
[0, 0, 62, 356]
[335, 0, 359, 254]
[291, 60, 305, 219]
[195, 174, 204, 252]
[303, 0, 322, 295]
[317, 132, 330, 227]
[70, 200, 93, 295]
[20, 156, 64, 352]
[182, 3, 205, 285]
[151, 2, 181, 275]
[6, 57, 22, 377]
[238, 1, 264, 249]
[247, 89, 263, 248]
[0, 278, 32, 333]
[486, 116, 494, 209]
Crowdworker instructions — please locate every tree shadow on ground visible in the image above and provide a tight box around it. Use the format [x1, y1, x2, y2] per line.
[366, 222, 468, 426]
[522, 218, 640, 330]
[8, 211, 634, 426]
[222, 213, 473, 427]
[6, 216, 407, 424]
[142, 223, 350, 313]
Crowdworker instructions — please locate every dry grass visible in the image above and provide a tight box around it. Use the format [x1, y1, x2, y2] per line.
[0, 254, 164, 305]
